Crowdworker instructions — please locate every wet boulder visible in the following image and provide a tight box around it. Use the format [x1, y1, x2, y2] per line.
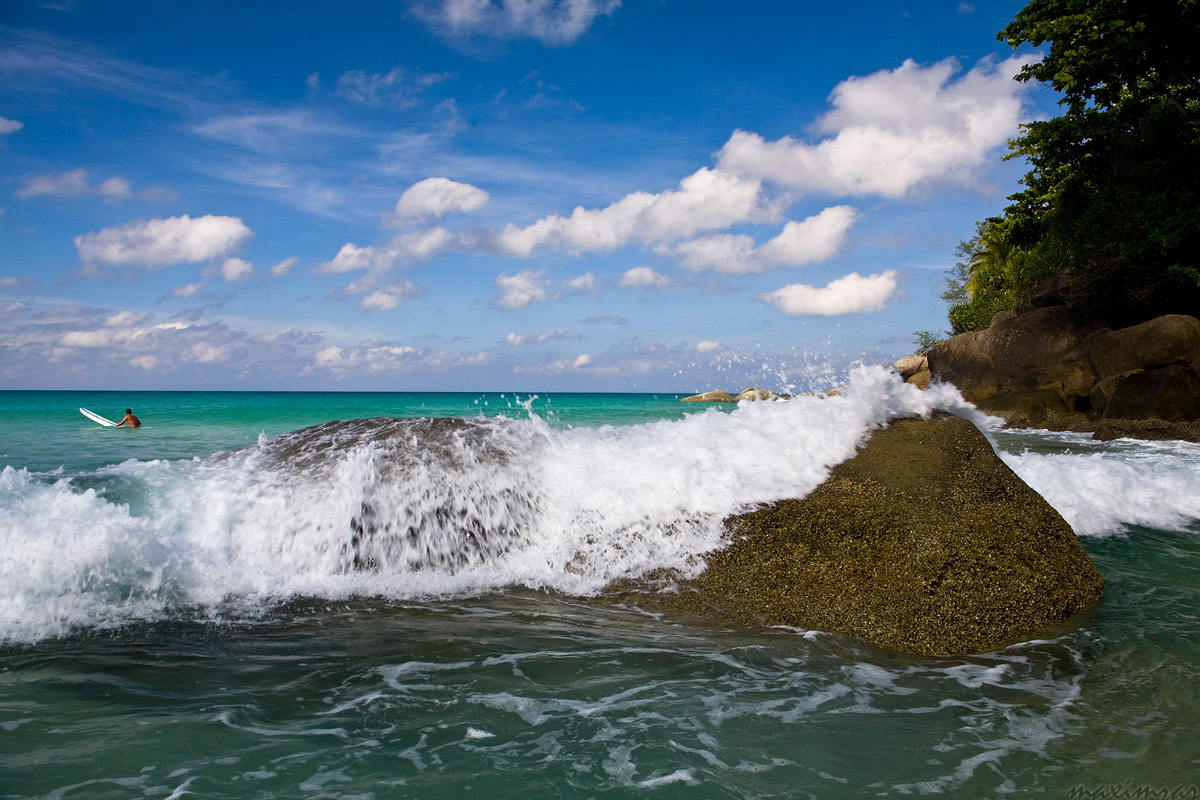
[686, 412, 1104, 655]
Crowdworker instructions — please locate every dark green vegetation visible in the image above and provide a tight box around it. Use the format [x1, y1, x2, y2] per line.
[947, 0, 1200, 333]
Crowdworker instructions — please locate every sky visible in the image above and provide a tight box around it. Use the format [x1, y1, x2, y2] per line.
[0, 0, 1057, 392]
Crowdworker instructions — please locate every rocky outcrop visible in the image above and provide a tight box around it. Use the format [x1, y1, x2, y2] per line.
[925, 308, 1200, 440]
[734, 387, 780, 402]
[681, 390, 736, 403]
[681, 412, 1104, 655]
[892, 354, 931, 389]
[681, 388, 787, 403]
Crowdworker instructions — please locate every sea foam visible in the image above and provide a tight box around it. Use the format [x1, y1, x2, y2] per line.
[3, 366, 1198, 644]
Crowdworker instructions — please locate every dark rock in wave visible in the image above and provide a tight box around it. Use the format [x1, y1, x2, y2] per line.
[680, 412, 1104, 655]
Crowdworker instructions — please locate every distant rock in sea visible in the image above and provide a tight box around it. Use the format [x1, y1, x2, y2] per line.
[681, 412, 1104, 655]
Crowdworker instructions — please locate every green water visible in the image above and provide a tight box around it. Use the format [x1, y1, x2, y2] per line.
[0, 390, 700, 472]
[2, 389, 1199, 798]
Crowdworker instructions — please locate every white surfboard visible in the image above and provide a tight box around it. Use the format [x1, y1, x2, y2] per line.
[80, 407, 118, 427]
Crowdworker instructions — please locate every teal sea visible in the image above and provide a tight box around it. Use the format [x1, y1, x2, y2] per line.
[2, 371, 1199, 798]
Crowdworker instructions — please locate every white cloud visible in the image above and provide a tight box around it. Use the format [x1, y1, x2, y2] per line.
[561, 272, 596, 292]
[173, 281, 206, 298]
[318, 228, 453, 274]
[333, 66, 449, 107]
[392, 177, 488, 220]
[269, 257, 297, 277]
[130, 355, 159, 370]
[618, 265, 675, 289]
[96, 177, 132, 200]
[493, 269, 549, 309]
[312, 339, 488, 375]
[18, 169, 90, 198]
[75, 214, 252, 269]
[17, 169, 157, 203]
[412, 0, 621, 45]
[218, 257, 254, 281]
[189, 342, 230, 363]
[696, 340, 721, 353]
[495, 167, 774, 256]
[504, 328, 582, 346]
[761, 270, 900, 316]
[359, 282, 417, 311]
[193, 110, 348, 155]
[717, 56, 1034, 198]
[0, 116, 23, 135]
[671, 206, 858, 274]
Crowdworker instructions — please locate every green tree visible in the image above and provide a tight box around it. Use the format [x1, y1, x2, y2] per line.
[994, 0, 1200, 326]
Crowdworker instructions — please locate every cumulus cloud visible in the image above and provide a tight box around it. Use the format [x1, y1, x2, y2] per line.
[318, 228, 454, 274]
[761, 270, 900, 316]
[216, 257, 254, 281]
[670, 206, 858, 274]
[392, 177, 488, 221]
[617, 265, 675, 289]
[561, 272, 596, 292]
[359, 282, 418, 311]
[493, 269, 549, 309]
[411, 0, 621, 45]
[717, 56, 1034, 198]
[0, 116, 23, 135]
[696, 340, 722, 353]
[74, 214, 252, 270]
[494, 167, 774, 256]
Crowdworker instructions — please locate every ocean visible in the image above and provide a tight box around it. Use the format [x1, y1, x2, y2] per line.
[2, 367, 1199, 799]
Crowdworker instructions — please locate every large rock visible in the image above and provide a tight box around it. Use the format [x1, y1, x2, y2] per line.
[927, 308, 1200, 440]
[1084, 315, 1200, 379]
[684, 412, 1104, 655]
[926, 306, 1105, 406]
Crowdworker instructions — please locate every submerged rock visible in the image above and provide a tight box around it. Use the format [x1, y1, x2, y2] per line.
[683, 412, 1104, 655]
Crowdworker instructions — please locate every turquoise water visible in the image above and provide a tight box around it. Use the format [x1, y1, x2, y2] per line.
[2, 375, 1199, 798]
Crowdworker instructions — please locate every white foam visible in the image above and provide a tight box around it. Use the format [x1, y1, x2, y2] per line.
[999, 444, 1200, 536]
[3, 365, 1192, 643]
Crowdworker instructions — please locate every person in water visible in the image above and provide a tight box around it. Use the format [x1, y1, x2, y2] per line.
[116, 408, 141, 428]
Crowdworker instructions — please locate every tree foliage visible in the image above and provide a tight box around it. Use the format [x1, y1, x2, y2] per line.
[946, 0, 1200, 332]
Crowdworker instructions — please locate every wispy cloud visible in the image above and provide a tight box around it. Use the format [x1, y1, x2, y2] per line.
[410, 0, 622, 46]
[16, 168, 172, 203]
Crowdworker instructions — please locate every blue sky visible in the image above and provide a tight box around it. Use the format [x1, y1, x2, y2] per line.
[0, 0, 1054, 391]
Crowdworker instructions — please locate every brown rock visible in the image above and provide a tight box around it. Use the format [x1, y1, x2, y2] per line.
[681, 390, 735, 403]
[905, 369, 932, 390]
[1102, 365, 1200, 422]
[927, 307, 1105, 407]
[1085, 315, 1200, 379]
[893, 354, 928, 381]
[683, 412, 1104, 655]
[734, 387, 779, 402]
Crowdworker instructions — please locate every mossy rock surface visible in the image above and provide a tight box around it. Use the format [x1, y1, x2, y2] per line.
[681, 412, 1104, 655]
